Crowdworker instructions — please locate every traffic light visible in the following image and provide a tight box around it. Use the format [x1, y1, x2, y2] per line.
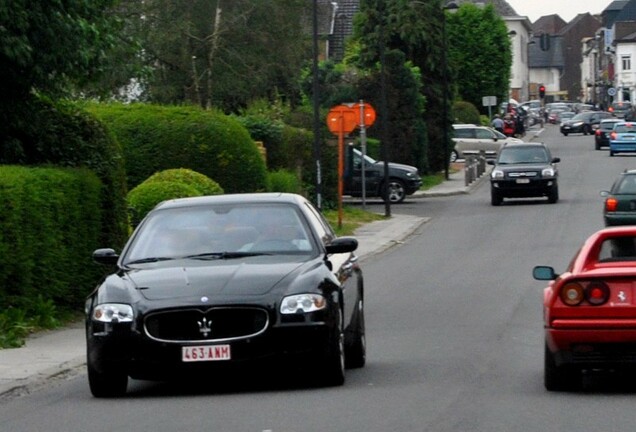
[539, 85, 546, 99]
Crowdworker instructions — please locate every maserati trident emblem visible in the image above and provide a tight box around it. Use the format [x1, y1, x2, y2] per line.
[197, 317, 212, 337]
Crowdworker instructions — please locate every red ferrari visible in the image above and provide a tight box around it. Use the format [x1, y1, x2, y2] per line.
[534, 226, 636, 391]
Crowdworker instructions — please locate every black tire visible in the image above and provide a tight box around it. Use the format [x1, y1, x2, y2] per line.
[450, 150, 459, 163]
[323, 308, 345, 386]
[491, 189, 503, 206]
[562, 132, 568, 136]
[595, 141, 601, 150]
[547, 185, 559, 204]
[345, 298, 366, 369]
[544, 343, 578, 391]
[88, 362, 128, 398]
[383, 179, 406, 204]
[610, 150, 615, 157]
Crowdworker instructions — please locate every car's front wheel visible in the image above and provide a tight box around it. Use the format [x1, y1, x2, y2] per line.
[491, 189, 502, 206]
[562, 132, 568, 136]
[322, 308, 345, 386]
[544, 343, 578, 391]
[345, 298, 366, 369]
[382, 179, 406, 204]
[547, 185, 559, 204]
[87, 361, 128, 398]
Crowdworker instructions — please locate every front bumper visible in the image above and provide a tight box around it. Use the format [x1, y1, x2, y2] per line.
[490, 179, 556, 198]
[87, 320, 334, 381]
[405, 178, 423, 195]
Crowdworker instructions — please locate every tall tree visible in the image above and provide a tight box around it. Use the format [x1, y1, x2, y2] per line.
[353, 0, 451, 173]
[117, 0, 312, 111]
[0, 0, 119, 102]
[446, 3, 512, 114]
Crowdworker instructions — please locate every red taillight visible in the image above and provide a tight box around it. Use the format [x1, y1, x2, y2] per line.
[596, 129, 601, 136]
[611, 132, 617, 140]
[585, 282, 610, 306]
[560, 281, 610, 306]
[605, 197, 618, 212]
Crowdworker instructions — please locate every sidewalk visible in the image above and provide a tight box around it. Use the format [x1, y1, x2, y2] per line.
[0, 126, 543, 400]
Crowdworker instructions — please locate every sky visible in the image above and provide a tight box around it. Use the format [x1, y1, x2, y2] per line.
[505, 0, 615, 23]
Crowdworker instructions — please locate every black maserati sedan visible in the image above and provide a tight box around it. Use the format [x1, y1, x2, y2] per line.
[86, 193, 365, 397]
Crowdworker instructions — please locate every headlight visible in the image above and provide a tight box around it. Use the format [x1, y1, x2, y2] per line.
[280, 294, 326, 314]
[542, 167, 555, 177]
[572, 121, 584, 127]
[405, 172, 415, 178]
[491, 169, 504, 179]
[92, 303, 134, 323]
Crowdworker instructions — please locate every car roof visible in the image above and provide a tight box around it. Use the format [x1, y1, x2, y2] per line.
[600, 118, 621, 123]
[153, 192, 308, 211]
[501, 142, 547, 148]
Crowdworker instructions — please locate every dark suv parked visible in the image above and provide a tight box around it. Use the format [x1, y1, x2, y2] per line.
[344, 146, 422, 203]
[560, 111, 614, 136]
[488, 142, 560, 206]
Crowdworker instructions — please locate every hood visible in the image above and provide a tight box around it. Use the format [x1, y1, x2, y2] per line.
[126, 259, 306, 301]
[373, 161, 418, 174]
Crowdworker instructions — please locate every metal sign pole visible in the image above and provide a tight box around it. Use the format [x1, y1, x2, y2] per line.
[359, 100, 367, 209]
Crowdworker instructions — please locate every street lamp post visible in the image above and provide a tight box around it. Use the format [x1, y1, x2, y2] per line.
[442, 1, 459, 180]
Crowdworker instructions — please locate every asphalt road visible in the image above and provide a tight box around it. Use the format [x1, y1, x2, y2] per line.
[3, 125, 636, 432]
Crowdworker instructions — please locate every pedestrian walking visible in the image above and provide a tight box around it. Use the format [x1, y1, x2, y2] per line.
[491, 114, 504, 134]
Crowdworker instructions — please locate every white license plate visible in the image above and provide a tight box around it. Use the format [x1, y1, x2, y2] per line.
[516, 179, 530, 184]
[182, 345, 231, 362]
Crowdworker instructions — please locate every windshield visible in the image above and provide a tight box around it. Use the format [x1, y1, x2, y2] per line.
[497, 146, 549, 164]
[353, 148, 377, 165]
[124, 203, 316, 264]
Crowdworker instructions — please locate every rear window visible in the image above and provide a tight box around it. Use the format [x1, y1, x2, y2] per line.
[614, 123, 636, 133]
[599, 236, 636, 261]
[613, 174, 636, 194]
[612, 102, 633, 110]
[601, 121, 620, 131]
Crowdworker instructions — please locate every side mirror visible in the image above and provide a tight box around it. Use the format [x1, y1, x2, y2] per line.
[533, 265, 557, 281]
[93, 248, 119, 265]
[325, 237, 358, 255]
[551, 157, 561, 164]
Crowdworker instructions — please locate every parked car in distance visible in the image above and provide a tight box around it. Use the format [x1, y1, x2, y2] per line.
[601, 169, 636, 226]
[560, 111, 614, 136]
[609, 101, 634, 119]
[609, 121, 636, 156]
[86, 193, 365, 397]
[488, 142, 560, 206]
[344, 146, 422, 203]
[534, 226, 636, 390]
[548, 108, 568, 124]
[451, 124, 523, 163]
[594, 118, 622, 150]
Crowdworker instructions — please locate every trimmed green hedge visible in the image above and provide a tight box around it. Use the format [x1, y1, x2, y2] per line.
[0, 96, 129, 249]
[127, 168, 224, 225]
[0, 166, 103, 311]
[85, 103, 268, 193]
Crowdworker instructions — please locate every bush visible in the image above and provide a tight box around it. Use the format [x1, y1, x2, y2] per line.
[127, 181, 203, 226]
[0, 96, 128, 249]
[452, 100, 481, 125]
[85, 103, 267, 194]
[267, 169, 302, 194]
[0, 166, 103, 312]
[145, 168, 224, 196]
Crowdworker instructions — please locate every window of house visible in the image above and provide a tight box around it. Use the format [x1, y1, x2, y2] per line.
[622, 55, 631, 71]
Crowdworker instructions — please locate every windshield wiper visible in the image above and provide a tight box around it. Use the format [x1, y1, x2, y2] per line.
[184, 251, 271, 260]
[125, 257, 175, 265]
